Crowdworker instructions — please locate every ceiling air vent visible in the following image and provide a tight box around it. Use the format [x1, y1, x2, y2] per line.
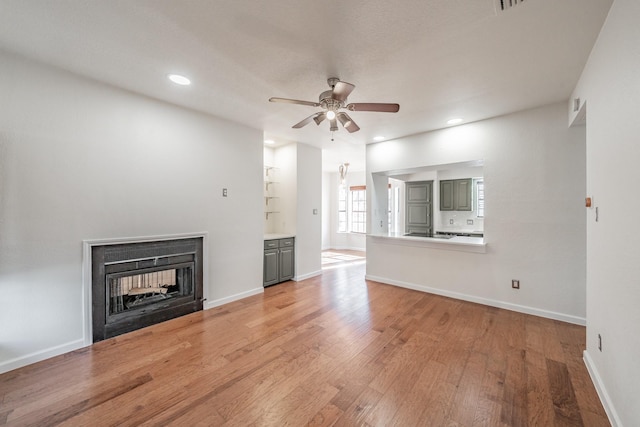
[496, 0, 525, 11]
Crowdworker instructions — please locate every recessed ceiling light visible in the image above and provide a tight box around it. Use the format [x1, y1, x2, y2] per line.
[168, 74, 191, 86]
[447, 118, 463, 125]
[264, 139, 275, 145]
[373, 136, 385, 141]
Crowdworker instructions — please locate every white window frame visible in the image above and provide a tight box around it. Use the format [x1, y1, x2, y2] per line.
[338, 185, 347, 233]
[476, 179, 484, 218]
[350, 186, 367, 234]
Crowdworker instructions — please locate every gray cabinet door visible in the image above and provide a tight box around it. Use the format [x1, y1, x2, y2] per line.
[440, 180, 454, 211]
[279, 246, 294, 282]
[405, 181, 433, 234]
[263, 248, 279, 286]
[455, 178, 472, 211]
[440, 179, 472, 211]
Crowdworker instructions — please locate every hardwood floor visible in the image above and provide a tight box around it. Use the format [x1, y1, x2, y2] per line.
[0, 257, 609, 426]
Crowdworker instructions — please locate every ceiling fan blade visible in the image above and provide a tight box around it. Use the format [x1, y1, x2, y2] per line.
[346, 103, 400, 113]
[313, 112, 326, 125]
[292, 112, 322, 129]
[332, 81, 355, 101]
[337, 112, 360, 133]
[269, 97, 320, 107]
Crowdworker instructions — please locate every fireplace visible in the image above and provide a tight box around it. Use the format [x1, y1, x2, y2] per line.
[91, 236, 204, 342]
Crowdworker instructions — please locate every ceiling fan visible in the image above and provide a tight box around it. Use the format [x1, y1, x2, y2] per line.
[269, 77, 399, 135]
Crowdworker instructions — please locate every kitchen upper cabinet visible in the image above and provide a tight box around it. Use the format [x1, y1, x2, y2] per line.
[405, 181, 433, 234]
[440, 180, 455, 210]
[440, 178, 472, 211]
[455, 179, 472, 211]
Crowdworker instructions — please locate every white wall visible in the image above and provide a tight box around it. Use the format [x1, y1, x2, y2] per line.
[0, 51, 264, 373]
[366, 102, 587, 323]
[274, 144, 297, 235]
[295, 143, 322, 279]
[321, 172, 331, 249]
[268, 142, 322, 280]
[570, 1, 640, 425]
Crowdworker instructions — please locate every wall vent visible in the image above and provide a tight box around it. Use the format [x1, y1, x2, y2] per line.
[496, 0, 525, 12]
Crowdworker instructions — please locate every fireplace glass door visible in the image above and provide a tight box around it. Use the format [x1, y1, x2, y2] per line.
[106, 262, 194, 316]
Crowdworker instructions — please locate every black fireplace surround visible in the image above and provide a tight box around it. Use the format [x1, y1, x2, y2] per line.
[92, 237, 204, 342]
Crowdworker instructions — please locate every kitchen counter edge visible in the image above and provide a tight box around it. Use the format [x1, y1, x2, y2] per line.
[264, 234, 296, 240]
[368, 233, 486, 254]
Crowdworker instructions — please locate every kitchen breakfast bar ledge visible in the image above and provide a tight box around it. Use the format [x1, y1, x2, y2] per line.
[368, 232, 487, 254]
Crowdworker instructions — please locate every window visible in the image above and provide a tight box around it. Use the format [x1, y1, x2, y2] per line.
[476, 179, 484, 218]
[338, 185, 347, 232]
[388, 186, 392, 230]
[336, 184, 367, 233]
[350, 186, 366, 233]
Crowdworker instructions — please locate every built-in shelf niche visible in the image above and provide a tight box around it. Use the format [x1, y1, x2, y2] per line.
[264, 165, 280, 219]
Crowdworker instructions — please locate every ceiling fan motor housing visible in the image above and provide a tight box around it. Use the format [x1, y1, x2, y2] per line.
[319, 90, 344, 112]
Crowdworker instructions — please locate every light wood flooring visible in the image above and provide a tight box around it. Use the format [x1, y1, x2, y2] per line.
[0, 254, 609, 426]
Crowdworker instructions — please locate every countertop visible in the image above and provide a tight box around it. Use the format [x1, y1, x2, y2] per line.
[264, 233, 296, 240]
[369, 232, 486, 253]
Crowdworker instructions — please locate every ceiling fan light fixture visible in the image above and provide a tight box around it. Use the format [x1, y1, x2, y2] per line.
[337, 113, 351, 128]
[313, 113, 326, 125]
[326, 110, 336, 120]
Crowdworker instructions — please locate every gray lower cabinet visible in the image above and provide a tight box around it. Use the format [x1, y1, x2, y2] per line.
[263, 237, 295, 287]
[440, 178, 472, 211]
[263, 248, 279, 286]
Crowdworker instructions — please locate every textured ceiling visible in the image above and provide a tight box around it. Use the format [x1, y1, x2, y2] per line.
[0, 0, 612, 171]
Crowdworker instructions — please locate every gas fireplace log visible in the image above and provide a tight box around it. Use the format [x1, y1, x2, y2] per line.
[126, 287, 169, 296]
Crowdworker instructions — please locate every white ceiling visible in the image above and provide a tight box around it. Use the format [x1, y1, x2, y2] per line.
[0, 0, 612, 172]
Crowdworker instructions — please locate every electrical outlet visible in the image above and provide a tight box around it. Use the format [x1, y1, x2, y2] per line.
[598, 334, 602, 351]
[467, 219, 473, 225]
[222, 188, 228, 197]
[512, 279, 520, 289]
[449, 219, 454, 224]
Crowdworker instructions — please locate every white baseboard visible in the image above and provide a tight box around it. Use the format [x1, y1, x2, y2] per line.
[204, 287, 264, 309]
[295, 270, 322, 281]
[0, 339, 86, 375]
[583, 350, 621, 427]
[365, 274, 586, 326]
